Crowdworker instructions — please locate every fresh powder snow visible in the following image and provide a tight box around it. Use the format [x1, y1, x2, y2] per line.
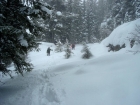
[102, 18, 140, 47]
[0, 19, 140, 105]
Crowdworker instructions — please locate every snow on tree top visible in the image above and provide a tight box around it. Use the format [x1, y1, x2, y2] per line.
[56, 11, 62, 16]
[41, 6, 52, 15]
[54, 19, 57, 22]
[18, 35, 28, 47]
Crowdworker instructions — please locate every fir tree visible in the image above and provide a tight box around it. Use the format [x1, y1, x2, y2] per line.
[55, 40, 63, 52]
[86, 0, 98, 43]
[81, 42, 92, 59]
[64, 39, 73, 59]
[0, 0, 52, 77]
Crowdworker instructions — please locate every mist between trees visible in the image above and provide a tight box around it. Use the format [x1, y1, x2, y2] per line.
[43, 0, 140, 44]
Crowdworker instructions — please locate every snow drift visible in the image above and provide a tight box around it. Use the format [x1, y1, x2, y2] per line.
[102, 18, 140, 50]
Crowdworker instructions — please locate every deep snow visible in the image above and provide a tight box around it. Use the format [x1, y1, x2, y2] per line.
[0, 19, 140, 105]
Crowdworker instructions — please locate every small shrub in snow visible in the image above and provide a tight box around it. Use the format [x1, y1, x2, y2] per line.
[55, 40, 63, 52]
[81, 43, 92, 59]
[107, 44, 125, 52]
[65, 46, 73, 59]
[64, 39, 73, 59]
[128, 25, 140, 54]
[129, 25, 140, 46]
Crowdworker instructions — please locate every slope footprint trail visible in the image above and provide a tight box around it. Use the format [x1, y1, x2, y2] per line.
[31, 44, 82, 105]
[30, 45, 64, 105]
[31, 71, 60, 105]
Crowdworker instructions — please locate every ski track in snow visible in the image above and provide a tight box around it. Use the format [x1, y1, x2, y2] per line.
[0, 42, 71, 105]
[0, 42, 140, 105]
[1, 19, 140, 105]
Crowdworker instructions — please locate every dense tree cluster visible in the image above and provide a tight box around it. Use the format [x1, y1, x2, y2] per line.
[0, 0, 52, 76]
[44, 0, 140, 43]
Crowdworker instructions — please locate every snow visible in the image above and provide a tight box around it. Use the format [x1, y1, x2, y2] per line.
[56, 11, 62, 16]
[1, 19, 140, 105]
[56, 23, 63, 28]
[41, 6, 52, 15]
[18, 35, 28, 47]
[100, 21, 107, 28]
[34, 9, 39, 14]
[102, 18, 140, 47]
[54, 19, 57, 22]
[0, 14, 5, 18]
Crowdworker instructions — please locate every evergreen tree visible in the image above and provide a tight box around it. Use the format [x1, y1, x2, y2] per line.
[44, 0, 67, 43]
[86, 0, 98, 43]
[55, 40, 63, 52]
[123, 0, 135, 22]
[0, 0, 52, 77]
[40, 0, 140, 44]
[64, 39, 73, 59]
[71, 0, 82, 43]
[65, 0, 75, 43]
[80, 0, 88, 43]
[134, 0, 140, 18]
[81, 42, 92, 59]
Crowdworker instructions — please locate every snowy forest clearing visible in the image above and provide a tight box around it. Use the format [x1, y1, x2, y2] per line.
[1, 19, 140, 105]
[0, 41, 140, 105]
[0, 0, 140, 105]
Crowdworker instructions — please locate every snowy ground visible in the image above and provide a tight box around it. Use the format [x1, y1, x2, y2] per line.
[0, 19, 140, 105]
[0, 41, 140, 105]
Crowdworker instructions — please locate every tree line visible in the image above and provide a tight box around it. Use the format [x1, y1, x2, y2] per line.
[43, 0, 140, 43]
[0, 0, 52, 77]
[0, 0, 139, 77]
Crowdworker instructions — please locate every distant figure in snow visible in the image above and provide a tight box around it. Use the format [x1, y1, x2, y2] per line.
[71, 44, 75, 50]
[47, 47, 52, 56]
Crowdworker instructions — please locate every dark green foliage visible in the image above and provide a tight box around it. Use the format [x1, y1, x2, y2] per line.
[65, 47, 72, 59]
[107, 44, 126, 52]
[64, 43, 73, 59]
[81, 43, 92, 59]
[129, 25, 140, 47]
[43, 0, 139, 43]
[0, 0, 52, 77]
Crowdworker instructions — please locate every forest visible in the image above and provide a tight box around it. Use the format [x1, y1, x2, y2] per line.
[0, 1, 140, 104]
[44, 0, 140, 43]
[0, 0, 140, 76]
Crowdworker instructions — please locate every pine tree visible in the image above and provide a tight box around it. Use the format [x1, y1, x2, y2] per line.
[0, 0, 52, 77]
[86, 0, 98, 43]
[81, 42, 92, 59]
[71, 0, 82, 43]
[64, 39, 73, 59]
[55, 40, 63, 52]
[134, 0, 140, 19]
[80, 0, 88, 43]
[44, 0, 67, 43]
[123, 0, 135, 22]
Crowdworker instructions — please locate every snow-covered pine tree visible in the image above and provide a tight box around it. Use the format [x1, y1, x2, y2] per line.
[81, 42, 92, 59]
[86, 0, 98, 43]
[55, 40, 63, 52]
[0, 0, 52, 77]
[129, 25, 140, 53]
[64, 39, 73, 59]
[134, 0, 140, 19]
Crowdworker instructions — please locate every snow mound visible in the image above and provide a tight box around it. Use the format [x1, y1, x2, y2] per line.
[102, 18, 140, 48]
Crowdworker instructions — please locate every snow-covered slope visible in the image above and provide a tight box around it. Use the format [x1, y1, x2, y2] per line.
[0, 41, 140, 105]
[0, 19, 140, 105]
[102, 19, 140, 48]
